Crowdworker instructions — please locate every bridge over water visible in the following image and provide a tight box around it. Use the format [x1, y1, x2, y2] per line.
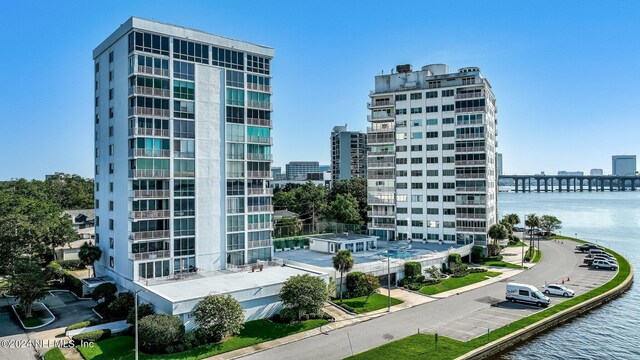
[499, 175, 640, 192]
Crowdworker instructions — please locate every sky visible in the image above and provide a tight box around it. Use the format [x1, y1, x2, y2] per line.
[1, 0, 639, 180]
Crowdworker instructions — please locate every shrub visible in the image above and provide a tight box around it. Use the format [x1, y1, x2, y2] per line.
[508, 234, 521, 245]
[193, 294, 244, 342]
[126, 303, 154, 325]
[56, 260, 86, 270]
[414, 275, 426, 284]
[448, 254, 462, 267]
[468, 268, 488, 273]
[279, 308, 298, 323]
[340, 304, 355, 313]
[46, 262, 65, 280]
[71, 329, 111, 344]
[486, 255, 504, 262]
[487, 244, 501, 257]
[106, 292, 134, 320]
[92, 283, 117, 302]
[471, 246, 485, 263]
[280, 274, 328, 320]
[407, 283, 422, 291]
[346, 272, 366, 296]
[65, 320, 95, 332]
[63, 273, 84, 297]
[138, 314, 185, 354]
[404, 262, 422, 280]
[422, 279, 441, 285]
[273, 240, 284, 250]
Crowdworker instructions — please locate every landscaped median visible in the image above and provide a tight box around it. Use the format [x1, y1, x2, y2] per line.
[418, 271, 501, 296]
[346, 238, 633, 360]
[338, 293, 403, 314]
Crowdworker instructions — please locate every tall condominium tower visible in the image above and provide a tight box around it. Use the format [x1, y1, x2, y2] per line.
[612, 155, 636, 176]
[331, 125, 367, 181]
[94, 17, 274, 286]
[285, 161, 319, 180]
[367, 64, 498, 246]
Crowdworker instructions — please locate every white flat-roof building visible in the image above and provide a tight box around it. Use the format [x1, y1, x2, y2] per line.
[612, 155, 636, 176]
[308, 233, 377, 254]
[367, 64, 498, 247]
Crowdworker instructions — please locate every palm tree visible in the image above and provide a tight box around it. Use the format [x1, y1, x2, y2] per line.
[524, 214, 541, 249]
[504, 214, 520, 232]
[332, 250, 355, 302]
[487, 223, 508, 256]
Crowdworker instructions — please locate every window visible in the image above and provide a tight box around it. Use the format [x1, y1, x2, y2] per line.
[246, 54, 270, 74]
[410, 93, 422, 100]
[411, 183, 423, 189]
[396, 133, 407, 140]
[412, 208, 423, 214]
[109, 182, 113, 192]
[427, 195, 439, 202]
[395, 94, 407, 101]
[427, 208, 439, 215]
[443, 169, 455, 176]
[174, 217, 195, 237]
[174, 61, 195, 81]
[412, 220, 423, 227]
[395, 108, 407, 115]
[410, 107, 422, 114]
[428, 80, 441, 88]
[109, 201, 114, 211]
[426, 144, 438, 151]
[174, 159, 195, 177]
[109, 126, 113, 137]
[212, 47, 245, 70]
[396, 183, 407, 189]
[411, 170, 422, 176]
[425, 91, 438, 98]
[443, 208, 455, 215]
[109, 71, 113, 82]
[411, 157, 423, 164]
[226, 88, 244, 106]
[130, 31, 169, 56]
[109, 107, 114, 118]
[427, 183, 439, 189]
[174, 100, 195, 119]
[396, 158, 407, 165]
[109, 144, 114, 155]
[174, 237, 195, 256]
[411, 145, 422, 152]
[411, 120, 422, 127]
[411, 132, 422, 139]
[443, 117, 454, 124]
[396, 170, 407, 177]
[411, 195, 423, 202]
[442, 104, 455, 112]
[426, 118, 438, 125]
[426, 170, 438, 176]
[226, 70, 245, 88]
[109, 163, 114, 174]
[173, 39, 209, 63]
[109, 51, 113, 63]
[443, 156, 455, 163]
[443, 143, 455, 150]
[174, 120, 195, 138]
[227, 215, 245, 232]
[426, 157, 439, 163]
[95, 62, 99, 73]
[397, 208, 408, 214]
[226, 106, 245, 124]
[426, 106, 438, 113]
[442, 89, 454, 97]
[174, 179, 195, 197]
[227, 197, 245, 214]
[396, 145, 407, 152]
[173, 80, 195, 100]
[109, 219, 114, 230]
[426, 131, 438, 138]
[95, 199, 99, 209]
[443, 130, 455, 137]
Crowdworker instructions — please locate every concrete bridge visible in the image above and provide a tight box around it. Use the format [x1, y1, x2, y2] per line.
[499, 174, 640, 192]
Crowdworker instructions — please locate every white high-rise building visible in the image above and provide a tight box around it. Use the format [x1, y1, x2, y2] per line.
[612, 155, 636, 176]
[367, 64, 498, 246]
[331, 125, 367, 181]
[94, 17, 275, 286]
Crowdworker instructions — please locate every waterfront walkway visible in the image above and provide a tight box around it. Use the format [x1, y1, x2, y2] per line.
[238, 240, 615, 360]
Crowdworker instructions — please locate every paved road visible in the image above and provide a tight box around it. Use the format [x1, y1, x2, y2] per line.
[241, 240, 615, 360]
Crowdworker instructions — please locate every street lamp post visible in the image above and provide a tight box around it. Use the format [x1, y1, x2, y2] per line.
[387, 254, 391, 312]
[134, 289, 147, 360]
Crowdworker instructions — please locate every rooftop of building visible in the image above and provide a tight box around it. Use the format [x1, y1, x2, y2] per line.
[94, 16, 274, 59]
[309, 233, 377, 242]
[63, 209, 95, 223]
[142, 265, 320, 303]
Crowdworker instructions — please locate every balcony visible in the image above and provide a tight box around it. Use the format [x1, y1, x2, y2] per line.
[247, 171, 272, 179]
[456, 133, 485, 140]
[455, 91, 485, 99]
[455, 173, 486, 179]
[246, 83, 272, 93]
[130, 250, 171, 261]
[129, 86, 170, 98]
[368, 210, 396, 217]
[247, 100, 272, 110]
[455, 106, 486, 114]
[246, 118, 272, 127]
[247, 188, 273, 196]
[247, 205, 273, 213]
[368, 223, 395, 229]
[456, 186, 487, 192]
[174, 151, 195, 159]
[130, 230, 170, 241]
[247, 223, 272, 230]
[128, 127, 170, 137]
[136, 65, 169, 77]
[367, 99, 395, 109]
[367, 173, 394, 179]
[128, 149, 170, 158]
[367, 112, 395, 122]
[248, 239, 272, 249]
[367, 125, 395, 133]
[130, 210, 170, 220]
[455, 160, 487, 166]
[246, 153, 272, 161]
[456, 119, 485, 126]
[368, 162, 395, 169]
[129, 169, 170, 178]
[367, 150, 394, 156]
[367, 186, 396, 193]
[131, 189, 171, 199]
[247, 136, 273, 145]
[455, 146, 486, 153]
[367, 136, 395, 145]
[129, 106, 170, 118]
[457, 227, 487, 233]
[456, 213, 486, 220]
[456, 200, 486, 206]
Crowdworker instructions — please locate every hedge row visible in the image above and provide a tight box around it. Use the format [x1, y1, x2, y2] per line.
[71, 329, 111, 344]
[273, 237, 310, 250]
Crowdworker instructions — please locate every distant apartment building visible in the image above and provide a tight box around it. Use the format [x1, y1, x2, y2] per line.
[367, 64, 498, 246]
[331, 125, 367, 181]
[45, 172, 73, 180]
[590, 169, 604, 176]
[271, 166, 286, 180]
[557, 171, 584, 176]
[612, 155, 637, 176]
[285, 161, 319, 180]
[319, 164, 331, 173]
[497, 153, 503, 176]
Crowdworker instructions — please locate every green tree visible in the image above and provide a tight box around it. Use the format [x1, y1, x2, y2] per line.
[487, 223, 509, 256]
[126, 303, 155, 325]
[325, 194, 363, 225]
[539, 215, 562, 236]
[346, 272, 380, 302]
[273, 190, 296, 213]
[92, 282, 117, 303]
[10, 261, 50, 318]
[78, 242, 102, 277]
[294, 182, 328, 231]
[279, 274, 328, 320]
[525, 213, 541, 248]
[274, 217, 303, 238]
[332, 249, 355, 302]
[504, 214, 520, 228]
[329, 178, 368, 222]
[107, 292, 134, 320]
[193, 294, 244, 342]
[138, 314, 185, 354]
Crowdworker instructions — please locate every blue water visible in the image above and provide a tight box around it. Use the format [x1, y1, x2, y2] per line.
[377, 249, 416, 259]
[496, 192, 640, 360]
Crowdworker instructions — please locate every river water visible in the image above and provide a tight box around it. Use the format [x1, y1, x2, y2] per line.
[495, 191, 640, 360]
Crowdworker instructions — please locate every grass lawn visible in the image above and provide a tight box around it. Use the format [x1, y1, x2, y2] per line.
[419, 272, 501, 295]
[526, 247, 542, 263]
[478, 260, 526, 269]
[346, 239, 631, 360]
[507, 241, 527, 247]
[339, 293, 403, 314]
[78, 318, 328, 360]
[44, 347, 67, 360]
[22, 316, 43, 327]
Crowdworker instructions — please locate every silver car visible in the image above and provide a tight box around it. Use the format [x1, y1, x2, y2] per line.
[541, 284, 575, 297]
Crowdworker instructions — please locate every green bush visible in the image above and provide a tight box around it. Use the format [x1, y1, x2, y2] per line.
[422, 278, 441, 285]
[406, 283, 422, 291]
[57, 260, 86, 270]
[106, 292, 134, 320]
[341, 304, 355, 313]
[448, 254, 462, 267]
[471, 246, 485, 262]
[71, 329, 111, 344]
[486, 255, 504, 261]
[65, 320, 94, 332]
[273, 240, 284, 250]
[404, 262, 422, 280]
[92, 283, 117, 302]
[63, 273, 84, 297]
[46, 262, 65, 280]
[508, 234, 521, 245]
[138, 314, 185, 354]
[468, 268, 488, 273]
[193, 294, 244, 343]
[126, 303, 154, 325]
[414, 275, 426, 283]
[278, 308, 298, 323]
[345, 272, 366, 297]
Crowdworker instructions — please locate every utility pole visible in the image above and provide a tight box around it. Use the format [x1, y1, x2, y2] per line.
[387, 254, 391, 312]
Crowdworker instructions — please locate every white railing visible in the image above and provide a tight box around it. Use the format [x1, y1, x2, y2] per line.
[247, 153, 272, 161]
[247, 100, 272, 110]
[456, 200, 486, 206]
[137, 65, 169, 77]
[368, 162, 395, 168]
[367, 100, 395, 108]
[246, 83, 272, 92]
[130, 210, 170, 220]
[247, 188, 273, 195]
[455, 173, 486, 179]
[128, 128, 170, 137]
[247, 223, 272, 230]
[368, 136, 395, 144]
[367, 173, 394, 179]
[456, 160, 487, 166]
[246, 118, 272, 127]
[128, 149, 170, 158]
[455, 92, 485, 99]
[367, 113, 395, 121]
[247, 136, 273, 144]
[456, 133, 485, 140]
[367, 126, 395, 133]
[456, 146, 486, 153]
[131, 190, 170, 199]
[456, 187, 487, 192]
[174, 151, 195, 158]
[247, 171, 272, 178]
[129, 169, 170, 178]
[247, 205, 273, 213]
[455, 106, 486, 113]
[456, 213, 486, 219]
[129, 106, 170, 118]
[130, 230, 170, 241]
[367, 150, 394, 156]
[368, 223, 395, 229]
[368, 211, 396, 217]
[129, 86, 170, 98]
[130, 250, 171, 261]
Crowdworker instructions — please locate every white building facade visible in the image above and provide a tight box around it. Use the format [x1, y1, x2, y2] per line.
[612, 155, 636, 176]
[93, 17, 274, 288]
[367, 64, 498, 246]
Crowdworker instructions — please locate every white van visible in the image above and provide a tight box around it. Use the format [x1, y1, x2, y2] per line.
[588, 248, 607, 257]
[506, 283, 550, 307]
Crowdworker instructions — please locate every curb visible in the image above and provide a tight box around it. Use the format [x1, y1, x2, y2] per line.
[327, 300, 357, 316]
[11, 302, 56, 330]
[455, 262, 634, 359]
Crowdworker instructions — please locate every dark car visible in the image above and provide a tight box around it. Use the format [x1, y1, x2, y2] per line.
[575, 243, 602, 253]
[513, 226, 526, 232]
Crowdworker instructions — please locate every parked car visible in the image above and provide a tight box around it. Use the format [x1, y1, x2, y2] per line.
[588, 248, 609, 257]
[584, 255, 617, 265]
[584, 252, 615, 262]
[541, 284, 575, 297]
[590, 260, 618, 271]
[506, 283, 550, 307]
[575, 243, 603, 253]
[513, 226, 526, 232]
